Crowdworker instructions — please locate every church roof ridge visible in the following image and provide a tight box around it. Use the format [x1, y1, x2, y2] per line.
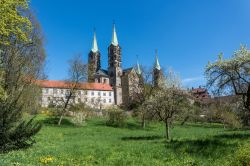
[36, 80, 113, 91]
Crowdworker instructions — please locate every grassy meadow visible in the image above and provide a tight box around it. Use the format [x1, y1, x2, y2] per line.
[0, 115, 250, 166]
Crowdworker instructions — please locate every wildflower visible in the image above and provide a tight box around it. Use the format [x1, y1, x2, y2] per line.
[39, 155, 54, 164]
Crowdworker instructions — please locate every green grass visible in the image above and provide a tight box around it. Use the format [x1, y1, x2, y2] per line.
[0, 115, 250, 166]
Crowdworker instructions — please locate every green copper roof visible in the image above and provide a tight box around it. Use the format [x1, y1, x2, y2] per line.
[111, 24, 119, 46]
[137, 61, 142, 75]
[91, 31, 98, 53]
[154, 51, 161, 70]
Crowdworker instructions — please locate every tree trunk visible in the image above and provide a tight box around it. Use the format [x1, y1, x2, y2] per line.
[142, 119, 146, 129]
[181, 116, 189, 126]
[242, 85, 250, 126]
[246, 85, 250, 126]
[58, 91, 72, 125]
[141, 113, 146, 129]
[223, 119, 226, 129]
[165, 120, 170, 140]
[58, 114, 64, 125]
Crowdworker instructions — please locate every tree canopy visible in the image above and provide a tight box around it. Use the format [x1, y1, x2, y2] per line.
[0, 0, 32, 45]
[205, 45, 250, 125]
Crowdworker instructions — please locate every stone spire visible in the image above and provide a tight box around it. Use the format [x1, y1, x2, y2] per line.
[111, 23, 119, 46]
[91, 30, 98, 53]
[154, 49, 161, 71]
[136, 61, 142, 75]
[136, 55, 142, 75]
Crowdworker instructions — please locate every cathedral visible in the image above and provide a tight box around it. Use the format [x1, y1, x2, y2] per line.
[37, 24, 162, 108]
[87, 24, 162, 106]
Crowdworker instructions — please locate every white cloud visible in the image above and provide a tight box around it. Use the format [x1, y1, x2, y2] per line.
[182, 77, 204, 83]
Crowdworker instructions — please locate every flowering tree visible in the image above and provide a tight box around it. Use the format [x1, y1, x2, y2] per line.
[205, 45, 250, 126]
[141, 69, 191, 140]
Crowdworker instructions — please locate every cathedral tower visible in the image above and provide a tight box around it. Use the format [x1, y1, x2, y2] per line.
[153, 50, 161, 87]
[88, 30, 101, 82]
[108, 24, 123, 105]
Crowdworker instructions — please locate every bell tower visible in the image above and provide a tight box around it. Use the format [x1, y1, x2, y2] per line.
[88, 30, 101, 82]
[108, 24, 123, 105]
[153, 49, 162, 87]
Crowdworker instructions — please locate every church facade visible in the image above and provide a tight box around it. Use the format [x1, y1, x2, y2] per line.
[87, 24, 141, 106]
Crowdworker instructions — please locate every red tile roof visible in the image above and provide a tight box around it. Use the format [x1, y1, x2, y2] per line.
[35, 80, 113, 91]
[191, 88, 207, 93]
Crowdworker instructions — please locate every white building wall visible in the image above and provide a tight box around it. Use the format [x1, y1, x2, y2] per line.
[41, 88, 114, 108]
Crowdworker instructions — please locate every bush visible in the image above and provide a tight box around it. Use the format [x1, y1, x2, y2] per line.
[229, 143, 250, 166]
[106, 108, 127, 127]
[206, 104, 242, 129]
[39, 107, 57, 116]
[68, 103, 93, 125]
[0, 101, 42, 152]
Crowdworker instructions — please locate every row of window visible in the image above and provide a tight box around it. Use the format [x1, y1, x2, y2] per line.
[46, 97, 112, 104]
[44, 88, 112, 96]
[88, 98, 112, 104]
[94, 91, 111, 96]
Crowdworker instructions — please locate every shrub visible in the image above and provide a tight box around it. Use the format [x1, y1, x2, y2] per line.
[69, 103, 92, 125]
[106, 107, 127, 127]
[39, 107, 57, 116]
[206, 104, 242, 129]
[229, 143, 250, 166]
[0, 102, 42, 152]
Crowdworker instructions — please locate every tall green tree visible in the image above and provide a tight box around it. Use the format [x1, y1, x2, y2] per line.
[0, 0, 32, 101]
[0, 1, 45, 151]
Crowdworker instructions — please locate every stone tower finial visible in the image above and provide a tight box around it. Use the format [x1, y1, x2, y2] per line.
[137, 61, 142, 75]
[91, 29, 98, 53]
[136, 55, 142, 75]
[154, 49, 161, 70]
[111, 23, 119, 46]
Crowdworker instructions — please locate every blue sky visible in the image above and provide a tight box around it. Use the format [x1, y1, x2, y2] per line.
[31, 0, 250, 88]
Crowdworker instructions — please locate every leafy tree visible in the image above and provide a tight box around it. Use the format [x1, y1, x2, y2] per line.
[0, 8, 45, 151]
[0, 0, 32, 101]
[179, 102, 201, 125]
[129, 66, 155, 128]
[0, 0, 32, 45]
[142, 69, 191, 140]
[205, 45, 250, 126]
